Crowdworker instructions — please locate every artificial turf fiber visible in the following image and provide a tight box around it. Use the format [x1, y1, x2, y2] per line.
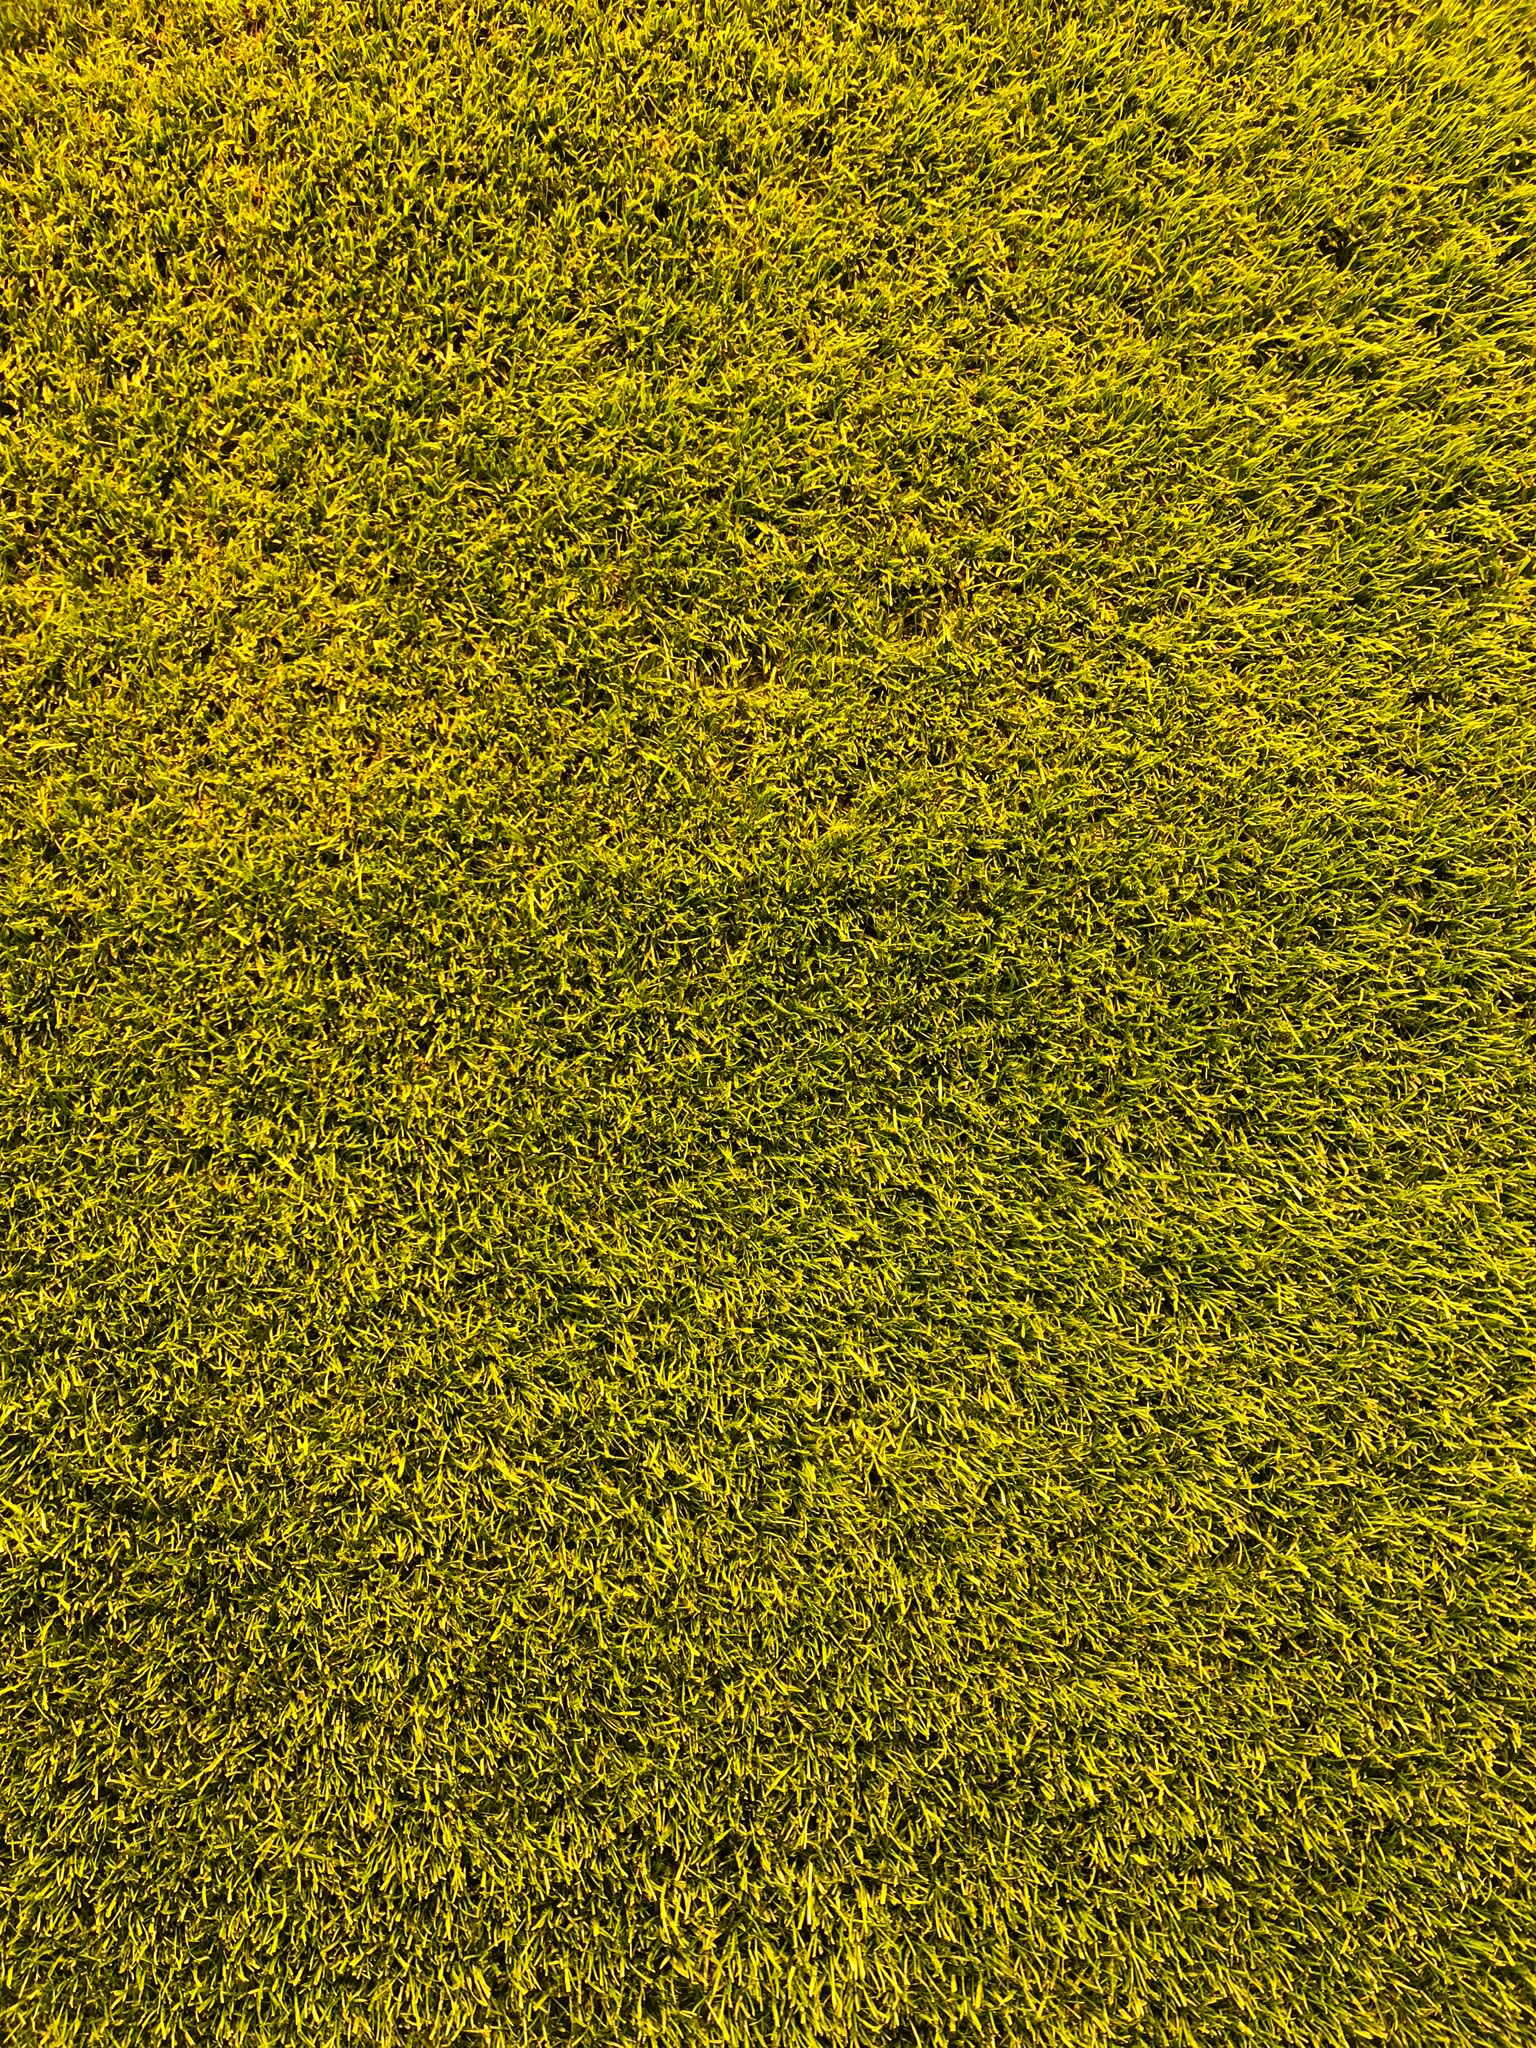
[2, 0, 1535, 2040]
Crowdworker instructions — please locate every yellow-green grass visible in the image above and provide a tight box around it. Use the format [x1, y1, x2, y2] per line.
[2, 1, 1534, 2041]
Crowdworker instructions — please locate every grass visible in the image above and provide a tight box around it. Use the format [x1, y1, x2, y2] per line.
[1, 0, 1535, 2040]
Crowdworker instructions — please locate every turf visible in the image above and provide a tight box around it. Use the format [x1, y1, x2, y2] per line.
[2, 0, 1535, 2041]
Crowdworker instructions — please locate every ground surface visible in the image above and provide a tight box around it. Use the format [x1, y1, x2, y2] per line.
[1, 2, 1534, 2042]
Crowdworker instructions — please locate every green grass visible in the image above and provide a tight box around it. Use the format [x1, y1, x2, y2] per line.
[2, 0, 1535, 2040]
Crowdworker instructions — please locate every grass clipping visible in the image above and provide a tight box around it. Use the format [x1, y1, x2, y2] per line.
[2, 1, 1534, 2042]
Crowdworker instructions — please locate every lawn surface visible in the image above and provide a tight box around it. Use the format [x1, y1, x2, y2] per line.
[2, 2, 1535, 2042]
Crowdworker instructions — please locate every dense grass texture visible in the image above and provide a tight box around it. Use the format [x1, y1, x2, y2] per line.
[2, 0, 1535, 2040]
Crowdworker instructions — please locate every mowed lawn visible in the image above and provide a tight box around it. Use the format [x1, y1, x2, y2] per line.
[2, 2, 1534, 2041]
